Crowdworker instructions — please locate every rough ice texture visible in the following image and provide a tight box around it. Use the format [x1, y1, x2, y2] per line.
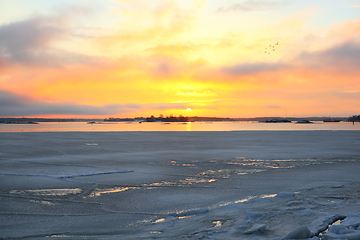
[309, 214, 345, 236]
[322, 214, 360, 239]
[282, 225, 311, 239]
[168, 208, 209, 217]
[276, 192, 296, 198]
[244, 223, 267, 234]
[1, 131, 360, 239]
[342, 214, 360, 229]
[328, 224, 346, 234]
[246, 211, 265, 219]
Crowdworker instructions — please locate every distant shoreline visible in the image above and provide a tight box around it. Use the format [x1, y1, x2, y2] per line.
[0, 116, 350, 124]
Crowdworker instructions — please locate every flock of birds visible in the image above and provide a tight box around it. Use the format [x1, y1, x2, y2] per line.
[265, 41, 279, 54]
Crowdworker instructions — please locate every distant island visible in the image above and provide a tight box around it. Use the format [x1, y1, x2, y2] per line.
[0, 118, 101, 124]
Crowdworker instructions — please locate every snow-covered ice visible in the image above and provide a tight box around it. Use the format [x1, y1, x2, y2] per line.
[1, 131, 360, 239]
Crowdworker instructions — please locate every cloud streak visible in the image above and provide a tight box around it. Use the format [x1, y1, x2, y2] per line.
[222, 62, 289, 76]
[0, 90, 135, 117]
[0, 90, 191, 117]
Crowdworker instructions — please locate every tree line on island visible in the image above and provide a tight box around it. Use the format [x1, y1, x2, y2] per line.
[347, 115, 360, 122]
[105, 115, 189, 122]
[103, 115, 360, 123]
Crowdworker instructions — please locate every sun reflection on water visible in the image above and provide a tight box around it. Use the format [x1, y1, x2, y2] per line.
[199, 169, 266, 178]
[260, 194, 277, 198]
[147, 177, 217, 187]
[154, 218, 165, 223]
[177, 216, 192, 219]
[225, 158, 300, 169]
[10, 188, 82, 196]
[212, 220, 225, 227]
[87, 187, 140, 198]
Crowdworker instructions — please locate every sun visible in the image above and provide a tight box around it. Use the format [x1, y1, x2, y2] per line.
[186, 108, 192, 111]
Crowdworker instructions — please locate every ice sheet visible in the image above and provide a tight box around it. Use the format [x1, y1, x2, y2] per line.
[1, 131, 360, 239]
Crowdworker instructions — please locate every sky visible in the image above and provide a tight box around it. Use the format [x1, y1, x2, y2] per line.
[0, 0, 360, 118]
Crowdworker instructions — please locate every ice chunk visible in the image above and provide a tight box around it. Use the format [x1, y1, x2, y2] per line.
[344, 232, 360, 239]
[323, 231, 360, 240]
[244, 224, 267, 235]
[342, 213, 360, 229]
[322, 232, 340, 239]
[309, 214, 345, 235]
[328, 224, 346, 234]
[338, 228, 356, 234]
[282, 225, 311, 239]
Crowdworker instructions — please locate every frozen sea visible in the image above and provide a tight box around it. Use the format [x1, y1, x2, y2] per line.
[1, 123, 360, 239]
[1, 120, 360, 132]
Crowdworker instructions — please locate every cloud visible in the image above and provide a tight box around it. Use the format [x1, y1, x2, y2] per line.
[105, 103, 141, 109]
[264, 105, 281, 109]
[0, 16, 63, 66]
[222, 62, 289, 76]
[297, 41, 360, 73]
[322, 42, 360, 63]
[0, 90, 139, 117]
[217, 0, 289, 13]
[0, 91, 25, 107]
[327, 19, 360, 42]
[0, 5, 99, 68]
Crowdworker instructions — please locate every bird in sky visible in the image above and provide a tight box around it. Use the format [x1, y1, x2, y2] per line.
[265, 42, 279, 54]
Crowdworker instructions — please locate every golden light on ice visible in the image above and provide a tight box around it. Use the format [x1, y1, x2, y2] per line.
[186, 108, 192, 111]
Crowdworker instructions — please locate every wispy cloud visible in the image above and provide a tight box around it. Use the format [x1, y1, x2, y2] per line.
[217, 0, 289, 13]
[94, 0, 198, 52]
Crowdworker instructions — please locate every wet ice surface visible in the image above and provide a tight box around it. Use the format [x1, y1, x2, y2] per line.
[1, 131, 360, 239]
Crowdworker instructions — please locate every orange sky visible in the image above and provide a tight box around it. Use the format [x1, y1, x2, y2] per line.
[1, 0, 360, 118]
